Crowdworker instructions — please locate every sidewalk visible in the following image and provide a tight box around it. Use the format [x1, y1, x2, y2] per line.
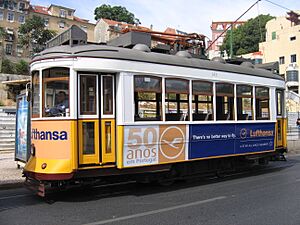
[0, 151, 25, 189]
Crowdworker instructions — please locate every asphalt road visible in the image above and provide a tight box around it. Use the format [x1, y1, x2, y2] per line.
[1, 155, 300, 225]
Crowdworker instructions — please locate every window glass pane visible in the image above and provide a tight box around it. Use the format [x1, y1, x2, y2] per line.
[80, 76, 97, 115]
[216, 83, 234, 96]
[103, 76, 113, 115]
[192, 81, 212, 95]
[43, 68, 69, 117]
[277, 90, 283, 116]
[32, 71, 40, 118]
[135, 76, 161, 93]
[82, 122, 95, 155]
[255, 87, 269, 99]
[165, 79, 189, 121]
[237, 85, 252, 97]
[134, 75, 162, 121]
[166, 79, 189, 94]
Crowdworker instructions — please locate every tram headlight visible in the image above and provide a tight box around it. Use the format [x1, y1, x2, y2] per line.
[31, 144, 36, 156]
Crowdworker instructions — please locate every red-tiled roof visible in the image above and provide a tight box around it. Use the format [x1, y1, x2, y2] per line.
[31, 5, 50, 15]
[31, 5, 89, 23]
[164, 27, 176, 34]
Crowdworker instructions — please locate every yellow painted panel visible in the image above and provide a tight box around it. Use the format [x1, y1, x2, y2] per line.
[117, 126, 124, 169]
[24, 156, 73, 174]
[101, 119, 116, 163]
[78, 120, 100, 165]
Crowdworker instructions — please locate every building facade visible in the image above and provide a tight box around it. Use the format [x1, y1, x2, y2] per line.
[30, 4, 95, 43]
[0, 1, 95, 61]
[259, 13, 300, 93]
[208, 21, 245, 59]
[0, 0, 30, 60]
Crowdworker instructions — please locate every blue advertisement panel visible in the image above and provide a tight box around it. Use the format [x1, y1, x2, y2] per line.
[15, 94, 30, 162]
[189, 123, 275, 159]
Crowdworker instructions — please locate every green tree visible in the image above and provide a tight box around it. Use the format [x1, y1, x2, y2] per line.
[94, 4, 140, 25]
[220, 14, 274, 57]
[16, 60, 29, 75]
[19, 15, 56, 54]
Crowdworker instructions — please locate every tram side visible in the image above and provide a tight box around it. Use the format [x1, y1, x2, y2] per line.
[23, 46, 287, 195]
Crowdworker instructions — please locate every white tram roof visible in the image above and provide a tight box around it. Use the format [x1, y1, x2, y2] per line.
[32, 45, 283, 81]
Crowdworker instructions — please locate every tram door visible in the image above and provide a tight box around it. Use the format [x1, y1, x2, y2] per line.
[276, 89, 284, 148]
[78, 74, 116, 165]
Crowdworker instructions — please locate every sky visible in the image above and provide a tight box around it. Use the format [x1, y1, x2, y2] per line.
[30, 0, 300, 38]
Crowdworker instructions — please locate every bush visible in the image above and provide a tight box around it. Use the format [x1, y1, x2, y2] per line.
[16, 60, 29, 75]
[1, 58, 16, 74]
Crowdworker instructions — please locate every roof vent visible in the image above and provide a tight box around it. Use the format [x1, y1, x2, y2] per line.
[176, 51, 192, 58]
[132, 44, 151, 52]
[241, 61, 255, 68]
[211, 57, 226, 64]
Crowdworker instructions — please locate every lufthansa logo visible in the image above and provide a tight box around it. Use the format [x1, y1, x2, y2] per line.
[159, 126, 185, 160]
[240, 128, 247, 139]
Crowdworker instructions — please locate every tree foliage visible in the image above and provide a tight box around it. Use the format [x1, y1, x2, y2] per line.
[16, 60, 29, 75]
[220, 14, 274, 56]
[19, 15, 56, 53]
[1, 59, 29, 74]
[94, 4, 140, 25]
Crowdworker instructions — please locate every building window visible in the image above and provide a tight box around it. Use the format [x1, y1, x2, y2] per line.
[165, 78, 189, 121]
[286, 70, 298, 82]
[16, 45, 23, 56]
[279, 56, 285, 64]
[68, 10, 72, 16]
[8, 1, 14, 10]
[18, 2, 25, 12]
[291, 54, 297, 63]
[272, 31, 276, 40]
[44, 18, 49, 27]
[0, 1, 3, 8]
[216, 83, 234, 120]
[134, 75, 162, 121]
[290, 36, 296, 41]
[18, 14, 25, 23]
[60, 9, 66, 18]
[59, 21, 65, 28]
[192, 81, 213, 121]
[5, 44, 13, 55]
[237, 85, 253, 120]
[255, 87, 269, 120]
[0, 10, 3, 20]
[7, 12, 14, 22]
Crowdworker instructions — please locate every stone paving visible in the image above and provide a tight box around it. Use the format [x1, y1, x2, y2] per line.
[0, 151, 24, 188]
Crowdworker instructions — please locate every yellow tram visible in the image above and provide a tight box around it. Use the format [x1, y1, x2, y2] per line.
[23, 44, 287, 196]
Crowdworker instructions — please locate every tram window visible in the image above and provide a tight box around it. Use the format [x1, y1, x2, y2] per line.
[237, 85, 253, 120]
[134, 75, 162, 121]
[192, 81, 213, 121]
[255, 87, 270, 120]
[103, 76, 113, 115]
[165, 78, 189, 121]
[42, 68, 70, 117]
[216, 83, 234, 120]
[80, 76, 97, 115]
[276, 90, 284, 116]
[32, 71, 40, 118]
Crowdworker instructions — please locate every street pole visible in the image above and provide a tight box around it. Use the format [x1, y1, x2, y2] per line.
[230, 25, 233, 59]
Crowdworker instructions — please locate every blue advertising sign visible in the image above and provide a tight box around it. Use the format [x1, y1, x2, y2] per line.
[189, 123, 275, 159]
[15, 94, 30, 162]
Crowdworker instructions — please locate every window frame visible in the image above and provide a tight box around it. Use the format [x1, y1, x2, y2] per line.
[216, 82, 235, 121]
[236, 84, 253, 120]
[165, 78, 189, 121]
[255, 86, 270, 120]
[192, 80, 213, 121]
[101, 75, 115, 118]
[134, 75, 162, 121]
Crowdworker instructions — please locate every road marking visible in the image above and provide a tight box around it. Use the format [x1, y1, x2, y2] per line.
[82, 196, 227, 225]
[0, 194, 30, 200]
